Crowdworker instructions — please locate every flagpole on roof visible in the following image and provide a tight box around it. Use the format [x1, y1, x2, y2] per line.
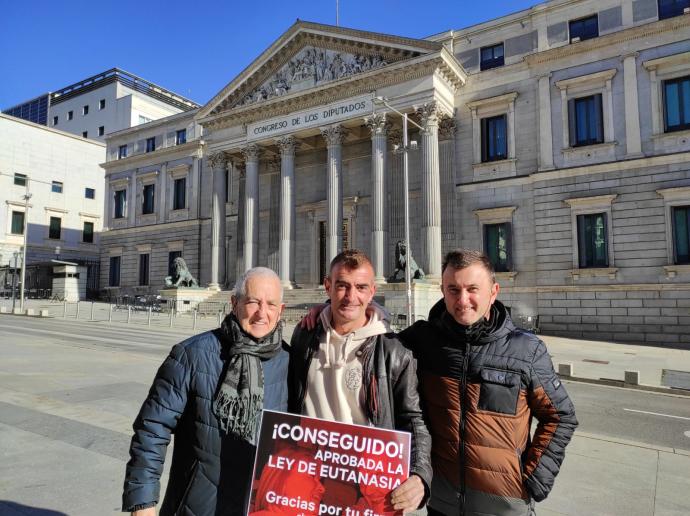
[336, 0, 339, 26]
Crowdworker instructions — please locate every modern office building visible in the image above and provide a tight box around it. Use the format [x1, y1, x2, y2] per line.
[2, 68, 200, 142]
[100, 0, 690, 346]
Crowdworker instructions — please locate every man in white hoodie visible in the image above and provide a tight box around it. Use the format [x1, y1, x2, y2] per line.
[288, 249, 432, 513]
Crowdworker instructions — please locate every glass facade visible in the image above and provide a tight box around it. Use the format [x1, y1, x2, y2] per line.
[577, 213, 608, 268]
[2, 95, 49, 125]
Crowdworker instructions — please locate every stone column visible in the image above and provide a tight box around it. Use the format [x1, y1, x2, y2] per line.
[321, 125, 347, 264]
[242, 144, 261, 271]
[365, 113, 389, 282]
[417, 103, 442, 280]
[623, 53, 642, 156]
[538, 74, 554, 170]
[209, 152, 227, 290]
[276, 136, 298, 288]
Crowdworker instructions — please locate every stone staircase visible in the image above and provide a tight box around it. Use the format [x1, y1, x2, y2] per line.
[204, 287, 327, 308]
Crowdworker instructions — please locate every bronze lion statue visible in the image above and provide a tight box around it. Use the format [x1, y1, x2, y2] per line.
[164, 257, 199, 288]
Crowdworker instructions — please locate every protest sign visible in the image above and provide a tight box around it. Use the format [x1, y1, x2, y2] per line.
[248, 410, 411, 516]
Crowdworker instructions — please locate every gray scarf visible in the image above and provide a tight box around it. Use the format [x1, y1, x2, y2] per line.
[212, 314, 283, 444]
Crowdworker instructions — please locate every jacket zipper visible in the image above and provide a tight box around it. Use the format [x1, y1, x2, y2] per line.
[459, 341, 470, 514]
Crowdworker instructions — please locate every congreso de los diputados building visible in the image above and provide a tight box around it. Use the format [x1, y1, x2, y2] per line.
[100, 0, 690, 346]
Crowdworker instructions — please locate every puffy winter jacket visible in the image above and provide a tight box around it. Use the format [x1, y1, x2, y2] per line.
[400, 300, 577, 516]
[122, 328, 289, 516]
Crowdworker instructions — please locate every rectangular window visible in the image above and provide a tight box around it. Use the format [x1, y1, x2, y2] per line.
[109, 256, 121, 287]
[11, 211, 24, 235]
[118, 144, 128, 159]
[14, 173, 27, 186]
[481, 115, 507, 162]
[176, 129, 187, 145]
[569, 94, 604, 147]
[672, 205, 690, 264]
[142, 184, 155, 215]
[53, 115, 58, 126]
[99, 99, 106, 110]
[146, 137, 156, 153]
[114, 189, 126, 219]
[83, 221, 94, 243]
[139, 115, 152, 125]
[173, 177, 186, 210]
[51, 181, 63, 193]
[83, 105, 89, 115]
[569, 14, 599, 43]
[663, 75, 690, 132]
[85, 187, 95, 199]
[168, 251, 182, 277]
[67, 110, 73, 120]
[49, 216, 62, 240]
[139, 253, 150, 286]
[98, 126, 105, 137]
[480, 43, 504, 71]
[484, 223, 512, 272]
[577, 213, 609, 268]
[82, 131, 88, 138]
[658, 0, 690, 20]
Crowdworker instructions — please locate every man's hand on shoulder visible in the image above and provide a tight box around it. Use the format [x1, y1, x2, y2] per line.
[132, 508, 156, 516]
[300, 303, 326, 330]
[389, 474, 425, 512]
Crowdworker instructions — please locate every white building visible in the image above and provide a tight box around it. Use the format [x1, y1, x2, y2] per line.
[3, 68, 200, 142]
[0, 113, 106, 295]
[101, 0, 690, 346]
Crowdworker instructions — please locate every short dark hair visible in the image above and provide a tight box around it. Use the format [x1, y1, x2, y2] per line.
[329, 249, 373, 274]
[442, 249, 495, 283]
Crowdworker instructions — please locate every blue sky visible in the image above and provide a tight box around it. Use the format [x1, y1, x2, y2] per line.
[0, 0, 537, 108]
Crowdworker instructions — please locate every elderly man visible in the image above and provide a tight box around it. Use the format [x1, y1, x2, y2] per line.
[400, 249, 577, 516]
[122, 267, 288, 516]
[289, 249, 432, 513]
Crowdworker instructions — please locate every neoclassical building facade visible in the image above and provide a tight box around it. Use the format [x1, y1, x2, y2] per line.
[100, 0, 690, 346]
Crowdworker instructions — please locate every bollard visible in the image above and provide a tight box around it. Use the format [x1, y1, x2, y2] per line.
[127, 306, 131, 324]
[218, 311, 222, 327]
[63, 301, 67, 318]
[109, 304, 113, 323]
[76, 301, 80, 320]
[147, 306, 152, 327]
[193, 310, 197, 330]
[169, 309, 173, 328]
[90, 302, 95, 321]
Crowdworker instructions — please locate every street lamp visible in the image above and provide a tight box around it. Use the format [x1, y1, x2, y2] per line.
[19, 185, 32, 311]
[372, 95, 422, 325]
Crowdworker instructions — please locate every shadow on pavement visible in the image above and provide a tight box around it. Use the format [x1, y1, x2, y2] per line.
[0, 501, 68, 515]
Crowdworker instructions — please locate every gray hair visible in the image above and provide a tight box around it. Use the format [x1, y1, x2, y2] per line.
[233, 267, 283, 302]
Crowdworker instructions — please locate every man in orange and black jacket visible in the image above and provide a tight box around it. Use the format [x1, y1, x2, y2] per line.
[399, 249, 577, 516]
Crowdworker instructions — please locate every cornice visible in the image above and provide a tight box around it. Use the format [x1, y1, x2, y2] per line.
[100, 140, 204, 171]
[525, 15, 690, 67]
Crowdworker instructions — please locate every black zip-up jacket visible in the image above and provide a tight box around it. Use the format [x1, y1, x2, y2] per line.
[400, 300, 577, 515]
[288, 322, 433, 494]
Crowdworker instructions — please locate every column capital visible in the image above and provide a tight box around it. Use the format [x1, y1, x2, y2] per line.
[320, 125, 348, 147]
[415, 102, 439, 129]
[438, 116, 458, 141]
[276, 135, 300, 155]
[208, 151, 229, 170]
[364, 113, 390, 136]
[387, 128, 403, 147]
[241, 144, 262, 162]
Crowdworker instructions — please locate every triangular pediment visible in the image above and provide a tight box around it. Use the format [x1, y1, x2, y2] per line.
[198, 21, 444, 120]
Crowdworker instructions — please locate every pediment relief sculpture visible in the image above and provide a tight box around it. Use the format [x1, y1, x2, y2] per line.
[236, 47, 388, 108]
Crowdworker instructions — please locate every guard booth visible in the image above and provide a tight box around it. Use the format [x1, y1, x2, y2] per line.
[52, 260, 87, 302]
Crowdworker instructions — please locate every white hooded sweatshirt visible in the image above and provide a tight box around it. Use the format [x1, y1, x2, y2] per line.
[302, 304, 391, 425]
